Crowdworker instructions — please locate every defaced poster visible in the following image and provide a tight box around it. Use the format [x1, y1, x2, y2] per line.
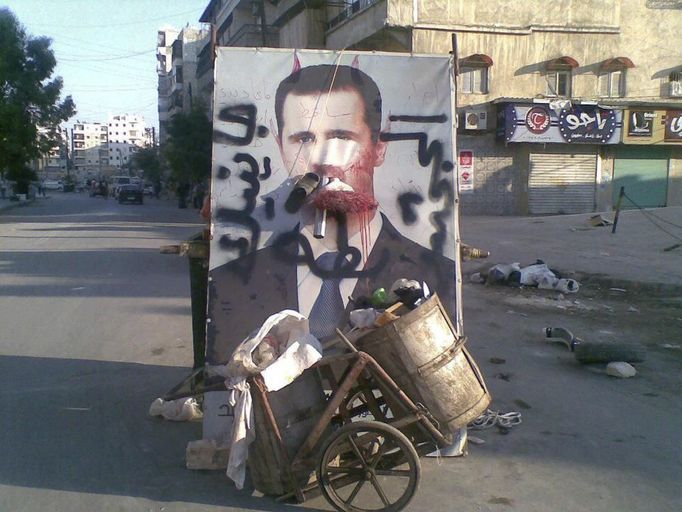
[206, 48, 459, 364]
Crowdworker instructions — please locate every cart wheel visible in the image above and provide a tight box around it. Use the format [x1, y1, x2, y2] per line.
[317, 421, 420, 512]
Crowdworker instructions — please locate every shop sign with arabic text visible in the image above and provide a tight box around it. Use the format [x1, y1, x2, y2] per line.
[499, 103, 622, 144]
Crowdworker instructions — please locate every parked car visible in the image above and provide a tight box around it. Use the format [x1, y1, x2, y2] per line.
[43, 180, 63, 191]
[143, 183, 154, 196]
[117, 184, 143, 204]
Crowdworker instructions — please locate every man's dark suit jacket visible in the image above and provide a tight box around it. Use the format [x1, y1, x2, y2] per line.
[207, 215, 456, 364]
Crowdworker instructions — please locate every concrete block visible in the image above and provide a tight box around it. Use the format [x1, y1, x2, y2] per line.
[186, 439, 230, 470]
[606, 362, 637, 378]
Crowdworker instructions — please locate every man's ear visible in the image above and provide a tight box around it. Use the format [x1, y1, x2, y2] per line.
[373, 138, 387, 167]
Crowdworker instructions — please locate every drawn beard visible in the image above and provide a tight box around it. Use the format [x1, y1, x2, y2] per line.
[311, 189, 378, 213]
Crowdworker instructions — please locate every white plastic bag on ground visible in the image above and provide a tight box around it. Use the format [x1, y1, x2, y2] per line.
[148, 397, 202, 421]
[518, 262, 555, 286]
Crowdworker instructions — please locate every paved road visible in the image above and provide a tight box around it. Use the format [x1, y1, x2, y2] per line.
[0, 194, 275, 511]
[2, 194, 681, 512]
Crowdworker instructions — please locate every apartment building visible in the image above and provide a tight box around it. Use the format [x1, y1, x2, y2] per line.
[71, 121, 109, 176]
[156, 26, 210, 144]
[195, 0, 682, 214]
[107, 113, 147, 170]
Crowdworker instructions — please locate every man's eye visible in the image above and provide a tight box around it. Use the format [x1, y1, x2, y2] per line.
[294, 134, 314, 143]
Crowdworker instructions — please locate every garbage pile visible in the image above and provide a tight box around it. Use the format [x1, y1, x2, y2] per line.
[471, 259, 580, 294]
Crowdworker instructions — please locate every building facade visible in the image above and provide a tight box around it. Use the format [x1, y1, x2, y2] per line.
[194, 0, 682, 214]
[107, 113, 147, 170]
[71, 121, 109, 179]
[156, 26, 210, 144]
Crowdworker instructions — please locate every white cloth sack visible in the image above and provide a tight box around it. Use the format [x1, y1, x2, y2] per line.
[219, 309, 323, 489]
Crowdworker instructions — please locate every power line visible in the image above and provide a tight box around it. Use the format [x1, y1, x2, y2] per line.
[57, 49, 156, 62]
[29, 8, 205, 29]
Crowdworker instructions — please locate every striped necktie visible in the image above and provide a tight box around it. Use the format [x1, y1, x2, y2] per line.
[308, 251, 344, 340]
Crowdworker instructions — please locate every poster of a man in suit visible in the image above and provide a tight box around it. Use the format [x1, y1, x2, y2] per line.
[207, 48, 459, 365]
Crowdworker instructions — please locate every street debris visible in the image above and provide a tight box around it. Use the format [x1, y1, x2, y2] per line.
[469, 409, 522, 432]
[489, 357, 506, 364]
[474, 259, 580, 294]
[610, 288, 627, 293]
[661, 344, 681, 350]
[606, 362, 637, 378]
[589, 214, 613, 227]
[545, 326, 647, 365]
[149, 397, 203, 421]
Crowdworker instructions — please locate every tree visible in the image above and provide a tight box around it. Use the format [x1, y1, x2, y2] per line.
[0, 8, 75, 193]
[132, 146, 162, 186]
[163, 103, 212, 187]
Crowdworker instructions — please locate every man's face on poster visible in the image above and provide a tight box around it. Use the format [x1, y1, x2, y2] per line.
[277, 87, 386, 199]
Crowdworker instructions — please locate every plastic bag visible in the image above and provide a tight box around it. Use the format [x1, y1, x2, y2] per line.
[225, 309, 323, 391]
[148, 397, 202, 421]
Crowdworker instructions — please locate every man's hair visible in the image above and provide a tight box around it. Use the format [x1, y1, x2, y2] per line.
[275, 64, 383, 143]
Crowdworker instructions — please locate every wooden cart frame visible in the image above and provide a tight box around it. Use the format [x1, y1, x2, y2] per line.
[249, 344, 454, 512]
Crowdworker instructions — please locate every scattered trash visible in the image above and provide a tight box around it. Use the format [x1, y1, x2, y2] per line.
[489, 357, 506, 364]
[628, 305, 640, 313]
[475, 260, 580, 294]
[349, 308, 379, 328]
[461, 244, 490, 259]
[544, 327, 647, 364]
[149, 397, 203, 421]
[494, 372, 512, 381]
[661, 344, 681, 350]
[606, 362, 637, 378]
[589, 214, 613, 227]
[609, 288, 627, 293]
[426, 427, 468, 458]
[470, 272, 485, 284]
[467, 435, 485, 445]
[469, 409, 522, 431]
[663, 243, 681, 252]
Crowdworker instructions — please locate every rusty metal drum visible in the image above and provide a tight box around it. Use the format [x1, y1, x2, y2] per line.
[356, 294, 490, 434]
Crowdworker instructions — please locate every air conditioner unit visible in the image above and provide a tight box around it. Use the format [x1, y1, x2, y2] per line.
[463, 108, 488, 130]
[669, 81, 682, 98]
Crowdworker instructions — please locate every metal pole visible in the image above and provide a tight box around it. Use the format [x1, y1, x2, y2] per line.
[611, 186, 625, 234]
[450, 33, 464, 337]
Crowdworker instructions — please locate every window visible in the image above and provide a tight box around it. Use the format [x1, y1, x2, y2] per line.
[545, 70, 572, 96]
[459, 54, 493, 94]
[176, 65, 183, 84]
[461, 67, 488, 94]
[545, 56, 578, 97]
[599, 70, 625, 97]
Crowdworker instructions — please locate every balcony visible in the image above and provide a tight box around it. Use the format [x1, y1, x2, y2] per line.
[328, 0, 381, 30]
[225, 24, 278, 47]
[669, 81, 682, 98]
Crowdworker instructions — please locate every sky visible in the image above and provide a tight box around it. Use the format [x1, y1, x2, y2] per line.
[4, 0, 209, 131]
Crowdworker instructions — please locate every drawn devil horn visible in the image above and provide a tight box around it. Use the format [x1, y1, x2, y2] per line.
[292, 51, 301, 73]
[351, 55, 359, 69]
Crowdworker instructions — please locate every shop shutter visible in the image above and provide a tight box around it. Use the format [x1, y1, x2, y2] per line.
[529, 152, 597, 214]
[613, 147, 668, 208]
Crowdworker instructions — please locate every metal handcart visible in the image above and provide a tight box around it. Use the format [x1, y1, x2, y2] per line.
[165, 294, 490, 512]
[242, 294, 490, 512]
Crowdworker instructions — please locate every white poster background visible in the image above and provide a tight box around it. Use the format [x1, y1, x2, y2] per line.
[209, 48, 456, 270]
